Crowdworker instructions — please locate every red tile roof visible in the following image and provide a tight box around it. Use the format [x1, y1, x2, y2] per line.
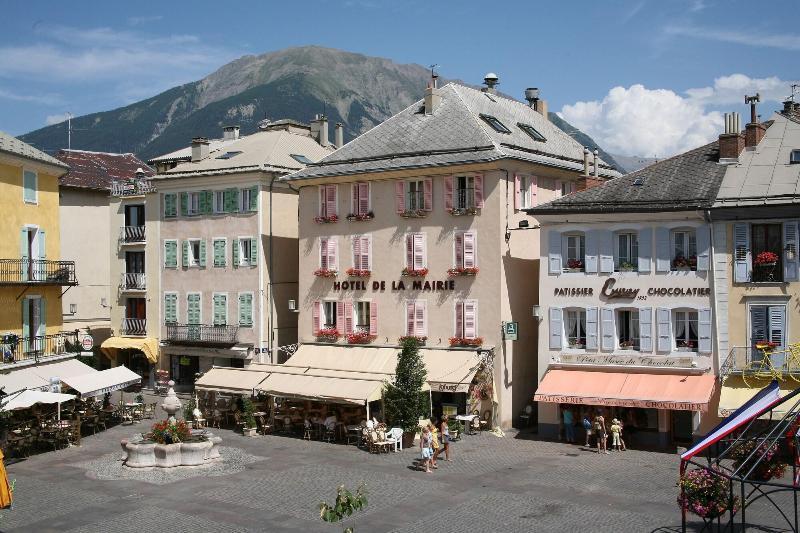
[55, 150, 154, 191]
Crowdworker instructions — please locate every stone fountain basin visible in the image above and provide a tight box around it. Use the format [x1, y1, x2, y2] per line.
[123, 435, 221, 468]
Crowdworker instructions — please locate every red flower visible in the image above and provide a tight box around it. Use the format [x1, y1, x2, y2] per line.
[345, 268, 371, 277]
[566, 259, 583, 269]
[313, 268, 338, 277]
[755, 251, 779, 265]
[402, 267, 428, 277]
[346, 331, 376, 344]
[447, 267, 479, 276]
[449, 337, 483, 347]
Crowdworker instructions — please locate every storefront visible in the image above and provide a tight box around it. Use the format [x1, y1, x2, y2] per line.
[99, 336, 159, 389]
[161, 344, 252, 391]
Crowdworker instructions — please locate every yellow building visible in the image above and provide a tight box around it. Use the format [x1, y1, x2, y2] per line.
[0, 131, 77, 373]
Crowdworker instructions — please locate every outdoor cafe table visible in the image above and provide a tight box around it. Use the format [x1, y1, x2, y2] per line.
[455, 414, 478, 435]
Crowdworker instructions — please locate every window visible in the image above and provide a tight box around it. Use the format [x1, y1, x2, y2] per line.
[563, 233, 585, 271]
[223, 188, 239, 213]
[318, 184, 337, 218]
[455, 175, 474, 209]
[518, 175, 537, 209]
[674, 311, 698, 352]
[616, 232, 639, 271]
[236, 237, 256, 267]
[479, 113, 511, 134]
[454, 231, 477, 269]
[213, 293, 228, 326]
[291, 153, 313, 165]
[164, 240, 178, 268]
[323, 301, 338, 329]
[164, 293, 178, 324]
[751, 223, 783, 282]
[671, 229, 697, 270]
[163, 193, 177, 218]
[446, 175, 483, 212]
[186, 293, 201, 325]
[185, 239, 203, 267]
[518, 122, 546, 142]
[559, 181, 577, 197]
[791, 150, 800, 164]
[454, 300, 479, 339]
[184, 192, 200, 216]
[617, 310, 640, 350]
[319, 237, 338, 271]
[23, 170, 37, 204]
[407, 180, 425, 211]
[213, 191, 225, 214]
[238, 293, 253, 327]
[352, 235, 371, 271]
[565, 309, 587, 349]
[240, 186, 258, 212]
[406, 233, 427, 270]
[750, 305, 786, 363]
[406, 300, 427, 337]
[351, 183, 370, 216]
[355, 301, 371, 332]
[212, 239, 226, 267]
[215, 151, 242, 160]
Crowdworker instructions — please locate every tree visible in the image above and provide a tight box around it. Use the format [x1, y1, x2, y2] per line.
[319, 483, 367, 533]
[383, 337, 428, 433]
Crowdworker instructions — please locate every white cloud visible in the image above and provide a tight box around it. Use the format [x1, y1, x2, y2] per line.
[0, 88, 62, 106]
[559, 74, 798, 158]
[45, 113, 70, 125]
[664, 24, 800, 51]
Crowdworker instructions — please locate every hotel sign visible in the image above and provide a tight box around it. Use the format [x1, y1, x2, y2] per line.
[333, 280, 456, 292]
[557, 353, 696, 369]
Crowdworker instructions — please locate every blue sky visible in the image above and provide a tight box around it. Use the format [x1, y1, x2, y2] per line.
[0, 0, 797, 156]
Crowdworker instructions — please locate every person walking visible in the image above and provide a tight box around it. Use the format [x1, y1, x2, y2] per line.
[582, 413, 593, 447]
[610, 418, 622, 452]
[437, 416, 451, 461]
[419, 426, 433, 473]
[428, 423, 440, 469]
[594, 411, 608, 454]
[618, 419, 627, 451]
[562, 407, 575, 444]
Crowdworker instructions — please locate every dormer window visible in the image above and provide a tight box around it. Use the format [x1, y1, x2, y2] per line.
[291, 154, 313, 164]
[216, 151, 242, 160]
[479, 114, 511, 134]
[517, 123, 547, 142]
[791, 150, 800, 164]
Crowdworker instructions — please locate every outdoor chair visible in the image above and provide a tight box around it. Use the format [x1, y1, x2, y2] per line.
[480, 410, 491, 432]
[82, 414, 100, 435]
[97, 411, 108, 431]
[370, 430, 392, 454]
[386, 427, 403, 452]
[67, 418, 81, 446]
[233, 412, 246, 434]
[518, 404, 533, 427]
[470, 410, 481, 434]
[119, 406, 134, 425]
[132, 406, 144, 422]
[256, 415, 272, 435]
[144, 403, 156, 419]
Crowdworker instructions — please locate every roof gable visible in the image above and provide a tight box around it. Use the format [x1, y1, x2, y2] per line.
[0, 131, 68, 170]
[56, 150, 153, 190]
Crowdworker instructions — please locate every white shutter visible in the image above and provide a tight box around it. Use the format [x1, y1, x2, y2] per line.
[696, 226, 711, 272]
[639, 307, 653, 352]
[586, 307, 599, 351]
[600, 308, 614, 352]
[698, 308, 712, 354]
[599, 230, 614, 273]
[733, 223, 751, 282]
[655, 227, 671, 272]
[638, 227, 652, 273]
[328, 237, 338, 271]
[656, 308, 671, 353]
[548, 231, 562, 274]
[783, 222, 799, 282]
[416, 301, 427, 337]
[320, 238, 328, 269]
[549, 307, 563, 350]
[584, 230, 598, 274]
[464, 300, 477, 339]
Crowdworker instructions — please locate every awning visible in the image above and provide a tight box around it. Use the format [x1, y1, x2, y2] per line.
[718, 377, 796, 417]
[285, 344, 399, 374]
[195, 367, 270, 394]
[30, 358, 96, 381]
[420, 349, 481, 393]
[533, 369, 716, 412]
[100, 336, 159, 364]
[1, 389, 76, 411]
[0, 359, 97, 395]
[256, 368, 389, 405]
[61, 365, 142, 398]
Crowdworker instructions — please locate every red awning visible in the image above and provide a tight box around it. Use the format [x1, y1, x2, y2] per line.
[533, 369, 716, 412]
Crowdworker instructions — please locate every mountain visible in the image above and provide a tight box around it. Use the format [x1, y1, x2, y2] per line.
[608, 153, 660, 173]
[20, 46, 621, 170]
[547, 113, 621, 173]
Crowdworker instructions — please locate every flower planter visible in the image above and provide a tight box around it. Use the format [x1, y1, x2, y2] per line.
[181, 440, 212, 466]
[243, 427, 257, 437]
[205, 434, 222, 460]
[568, 344, 585, 350]
[402, 268, 428, 277]
[346, 213, 374, 221]
[154, 442, 182, 468]
[346, 268, 371, 278]
[313, 269, 338, 277]
[447, 208, 477, 216]
[400, 211, 427, 218]
[447, 268, 479, 277]
[314, 215, 338, 224]
[125, 441, 156, 468]
[402, 431, 416, 449]
[398, 336, 426, 345]
[317, 335, 340, 343]
[449, 337, 483, 347]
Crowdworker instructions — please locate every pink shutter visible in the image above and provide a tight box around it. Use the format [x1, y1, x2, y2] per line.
[395, 181, 405, 214]
[444, 176, 454, 210]
[336, 301, 345, 333]
[362, 236, 371, 270]
[531, 176, 538, 207]
[474, 174, 484, 208]
[455, 301, 464, 337]
[358, 183, 369, 215]
[369, 301, 378, 335]
[344, 300, 353, 334]
[320, 238, 329, 269]
[463, 232, 475, 268]
[312, 301, 321, 335]
[328, 237, 338, 270]
[351, 183, 359, 215]
[319, 186, 326, 217]
[464, 301, 477, 338]
[407, 301, 416, 336]
[413, 234, 424, 270]
[353, 237, 362, 270]
[406, 234, 414, 269]
[423, 178, 433, 211]
[454, 233, 464, 268]
[326, 185, 337, 217]
[416, 301, 427, 337]
[514, 175, 521, 210]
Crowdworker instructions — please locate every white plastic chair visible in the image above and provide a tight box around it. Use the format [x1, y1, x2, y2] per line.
[366, 419, 374, 430]
[386, 427, 404, 452]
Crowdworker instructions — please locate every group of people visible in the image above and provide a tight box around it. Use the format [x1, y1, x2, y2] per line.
[418, 415, 452, 473]
[563, 407, 627, 453]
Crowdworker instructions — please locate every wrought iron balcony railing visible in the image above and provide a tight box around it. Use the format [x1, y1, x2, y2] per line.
[120, 225, 146, 243]
[0, 259, 77, 285]
[719, 345, 800, 382]
[121, 318, 147, 337]
[111, 179, 156, 197]
[165, 323, 239, 346]
[1, 331, 80, 366]
[120, 273, 146, 291]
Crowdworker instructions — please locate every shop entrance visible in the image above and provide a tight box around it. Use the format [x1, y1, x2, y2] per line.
[170, 354, 200, 389]
[671, 410, 694, 444]
[117, 349, 150, 390]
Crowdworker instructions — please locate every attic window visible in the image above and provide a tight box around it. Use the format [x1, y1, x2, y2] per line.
[216, 151, 242, 160]
[479, 114, 511, 134]
[517, 123, 547, 143]
[791, 150, 800, 164]
[290, 154, 313, 164]
[633, 177, 645, 186]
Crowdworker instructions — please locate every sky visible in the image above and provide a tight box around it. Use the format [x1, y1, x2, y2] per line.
[0, 0, 798, 157]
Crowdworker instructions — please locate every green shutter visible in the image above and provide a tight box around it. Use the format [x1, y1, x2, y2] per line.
[164, 193, 177, 218]
[187, 294, 200, 324]
[249, 237, 257, 265]
[165, 241, 177, 268]
[204, 191, 213, 214]
[180, 192, 189, 216]
[232, 239, 239, 267]
[22, 298, 30, 339]
[38, 229, 46, 259]
[20, 228, 29, 281]
[249, 186, 258, 211]
[231, 189, 240, 213]
[213, 239, 225, 267]
[223, 189, 233, 212]
[199, 240, 207, 267]
[38, 297, 46, 337]
[182, 240, 189, 268]
[198, 190, 208, 214]
[239, 293, 252, 327]
[213, 294, 227, 326]
[164, 293, 177, 324]
[23, 170, 36, 203]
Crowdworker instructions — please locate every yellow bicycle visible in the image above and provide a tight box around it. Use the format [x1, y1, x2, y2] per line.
[741, 343, 791, 388]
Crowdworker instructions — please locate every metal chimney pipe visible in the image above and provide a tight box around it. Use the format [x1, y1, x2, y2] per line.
[593, 149, 599, 178]
[583, 148, 590, 177]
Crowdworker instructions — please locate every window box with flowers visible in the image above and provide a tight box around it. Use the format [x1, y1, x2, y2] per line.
[619, 340, 637, 350]
[346, 212, 374, 222]
[316, 328, 340, 342]
[618, 262, 637, 272]
[346, 331, 376, 344]
[314, 214, 338, 224]
[447, 207, 478, 216]
[346, 268, 371, 278]
[314, 268, 338, 277]
[753, 250, 780, 282]
[672, 255, 697, 271]
[402, 267, 428, 277]
[755, 340, 778, 352]
[676, 340, 696, 352]
[449, 336, 483, 347]
[447, 267, 479, 277]
[398, 335, 427, 345]
[400, 209, 427, 219]
[566, 259, 584, 273]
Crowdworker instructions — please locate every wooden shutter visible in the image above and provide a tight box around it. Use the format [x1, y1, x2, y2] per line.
[320, 238, 329, 269]
[369, 301, 378, 335]
[444, 176, 454, 210]
[164, 294, 177, 324]
[180, 192, 188, 216]
[395, 181, 405, 213]
[455, 301, 464, 337]
[514, 175, 521, 210]
[549, 307, 563, 350]
[548, 230, 562, 274]
[656, 308, 671, 352]
[239, 294, 252, 327]
[249, 237, 257, 265]
[414, 234, 426, 269]
[530, 176, 538, 206]
[416, 301, 427, 336]
[638, 227, 652, 273]
[326, 185, 337, 217]
[204, 191, 213, 214]
[344, 300, 354, 334]
[312, 301, 321, 335]
[351, 183, 359, 215]
[319, 186, 326, 216]
[698, 308, 712, 354]
[37, 298, 45, 337]
[353, 237, 362, 270]
[362, 236, 371, 270]
[586, 307, 599, 351]
[750, 306, 768, 347]
[199, 190, 208, 214]
[328, 237, 338, 270]
[358, 183, 369, 215]
[696, 226, 710, 271]
[164, 241, 176, 268]
[23, 170, 36, 202]
[599, 230, 614, 273]
[249, 186, 258, 211]
[231, 189, 240, 213]
[213, 294, 226, 326]
[783, 222, 799, 281]
[406, 301, 416, 336]
[655, 227, 671, 272]
[474, 174, 484, 208]
[639, 307, 653, 352]
[733, 223, 751, 282]
[164, 193, 176, 217]
[187, 294, 200, 324]
[454, 232, 464, 268]
[223, 189, 232, 213]
[336, 301, 345, 333]
[600, 308, 614, 352]
[406, 235, 414, 269]
[584, 230, 598, 274]
[213, 240, 225, 267]
[423, 178, 432, 211]
[22, 298, 30, 339]
[464, 300, 477, 338]
[37, 230, 46, 260]
[232, 239, 239, 267]
[198, 240, 206, 267]
[769, 305, 786, 349]
[463, 232, 476, 268]
[19, 228, 28, 281]
[181, 240, 189, 268]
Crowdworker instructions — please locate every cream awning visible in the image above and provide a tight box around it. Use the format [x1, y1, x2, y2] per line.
[61, 365, 141, 398]
[420, 349, 482, 394]
[1, 389, 76, 411]
[100, 336, 159, 364]
[30, 358, 96, 381]
[283, 344, 399, 374]
[0, 358, 97, 395]
[195, 367, 270, 394]
[719, 377, 796, 418]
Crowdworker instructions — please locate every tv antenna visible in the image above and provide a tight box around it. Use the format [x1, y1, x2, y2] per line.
[64, 113, 87, 151]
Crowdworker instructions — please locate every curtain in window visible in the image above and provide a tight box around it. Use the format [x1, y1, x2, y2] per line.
[566, 312, 577, 342]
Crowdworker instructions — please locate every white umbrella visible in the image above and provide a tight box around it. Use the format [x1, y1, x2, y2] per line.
[1, 389, 76, 421]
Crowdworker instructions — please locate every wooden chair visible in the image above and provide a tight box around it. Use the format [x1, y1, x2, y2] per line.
[369, 430, 392, 454]
[256, 415, 272, 435]
[67, 418, 81, 446]
[471, 410, 481, 434]
[480, 410, 491, 432]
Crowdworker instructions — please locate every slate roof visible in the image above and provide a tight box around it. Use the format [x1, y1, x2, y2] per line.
[0, 130, 68, 170]
[55, 150, 153, 191]
[528, 140, 726, 214]
[147, 138, 239, 164]
[285, 83, 621, 181]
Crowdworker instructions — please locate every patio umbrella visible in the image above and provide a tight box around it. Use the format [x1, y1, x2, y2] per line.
[0, 449, 11, 509]
[0, 389, 76, 421]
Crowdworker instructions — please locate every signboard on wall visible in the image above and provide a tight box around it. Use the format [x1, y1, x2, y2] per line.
[556, 353, 696, 369]
[503, 322, 519, 341]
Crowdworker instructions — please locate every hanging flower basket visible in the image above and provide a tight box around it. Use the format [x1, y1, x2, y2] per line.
[754, 251, 779, 266]
[677, 467, 740, 520]
[450, 337, 483, 347]
[730, 440, 789, 481]
[314, 214, 338, 224]
[402, 267, 428, 277]
[346, 212, 374, 221]
[317, 328, 340, 342]
[346, 268, 371, 278]
[447, 267, 479, 276]
[346, 331, 376, 344]
[313, 268, 338, 277]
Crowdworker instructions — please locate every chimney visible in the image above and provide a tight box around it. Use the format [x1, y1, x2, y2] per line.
[191, 137, 209, 162]
[311, 114, 329, 146]
[482, 73, 499, 95]
[424, 82, 441, 115]
[593, 149, 599, 178]
[582, 147, 590, 177]
[719, 112, 744, 161]
[135, 167, 145, 179]
[334, 123, 344, 149]
[744, 94, 765, 148]
[575, 147, 604, 191]
[223, 125, 240, 141]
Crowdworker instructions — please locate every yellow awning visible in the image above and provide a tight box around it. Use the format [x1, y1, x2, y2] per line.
[100, 336, 159, 364]
[719, 377, 797, 417]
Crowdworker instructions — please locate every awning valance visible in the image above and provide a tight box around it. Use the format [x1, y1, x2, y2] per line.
[1, 389, 76, 411]
[195, 367, 270, 394]
[61, 365, 141, 398]
[0, 359, 97, 395]
[100, 336, 159, 364]
[534, 369, 716, 412]
[420, 349, 481, 393]
[718, 377, 796, 417]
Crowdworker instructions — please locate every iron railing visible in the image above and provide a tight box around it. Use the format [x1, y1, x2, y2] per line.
[111, 179, 155, 197]
[751, 262, 783, 283]
[120, 273, 146, 291]
[454, 188, 475, 210]
[165, 323, 239, 346]
[121, 318, 147, 336]
[120, 225, 146, 243]
[0, 259, 77, 285]
[1, 331, 80, 365]
[719, 345, 800, 381]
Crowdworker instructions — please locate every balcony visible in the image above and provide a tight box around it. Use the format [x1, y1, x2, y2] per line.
[720, 345, 800, 383]
[1, 331, 80, 366]
[120, 273, 146, 291]
[121, 318, 147, 336]
[111, 179, 155, 197]
[0, 259, 77, 286]
[120, 225, 146, 244]
[164, 323, 239, 347]
[751, 261, 783, 283]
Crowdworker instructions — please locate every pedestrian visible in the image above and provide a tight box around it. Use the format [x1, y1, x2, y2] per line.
[610, 418, 622, 451]
[618, 419, 627, 451]
[582, 413, 592, 447]
[438, 415, 452, 461]
[428, 423, 440, 468]
[419, 426, 433, 473]
[562, 407, 575, 443]
[594, 411, 608, 454]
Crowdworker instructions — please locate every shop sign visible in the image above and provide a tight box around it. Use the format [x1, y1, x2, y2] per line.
[557, 353, 695, 368]
[503, 321, 518, 341]
[533, 393, 707, 412]
[552, 279, 711, 301]
[431, 382, 470, 393]
[81, 335, 94, 351]
[333, 280, 456, 292]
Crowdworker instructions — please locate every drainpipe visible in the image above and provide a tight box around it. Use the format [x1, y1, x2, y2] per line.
[268, 175, 276, 363]
[704, 209, 721, 377]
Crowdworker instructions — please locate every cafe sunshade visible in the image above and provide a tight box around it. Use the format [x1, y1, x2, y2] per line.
[0, 389, 76, 411]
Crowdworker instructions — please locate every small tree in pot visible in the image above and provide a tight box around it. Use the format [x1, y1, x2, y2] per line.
[383, 337, 428, 448]
[241, 396, 258, 437]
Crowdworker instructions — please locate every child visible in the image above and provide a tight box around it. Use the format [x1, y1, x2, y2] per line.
[610, 418, 622, 452]
[428, 423, 440, 468]
[419, 426, 433, 473]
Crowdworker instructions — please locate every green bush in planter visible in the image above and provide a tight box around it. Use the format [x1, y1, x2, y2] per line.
[241, 396, 257, 429]
[383, 338, 428, 434]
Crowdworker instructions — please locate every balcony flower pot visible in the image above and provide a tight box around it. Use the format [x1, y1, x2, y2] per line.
[317, 328, 340, 342]
[313, 269, 338, 278]
[402, 267, 428, 277]
[314, 214, 338, 224]
[346, 331, 376, 344]
[400, 210, 426, 218]
[447, 208, 477, 216]
[153, 442, 182, 468]
[181, 440, 212, 466]
[678, 467, 740, 520]
[398, 335, 426, 345]
[568, 343, 585, 350]
[346, 212, 374, 221]
[618, 262, 637, 272]
[447, 267, 479, 277]
[449, 337, 483, 347]
[346, 268, 371, 278]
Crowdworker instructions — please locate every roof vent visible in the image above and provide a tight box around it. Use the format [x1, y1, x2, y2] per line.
[524, 88, 540, 107]
[482, 73, 499, 94]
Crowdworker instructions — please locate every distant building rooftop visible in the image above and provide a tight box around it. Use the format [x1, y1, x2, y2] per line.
[55, 149, 153, 191]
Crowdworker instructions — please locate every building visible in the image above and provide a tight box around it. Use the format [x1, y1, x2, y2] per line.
[128, 121, 333, 390]
[527, 140, 726, 447]
[0, 131, 79, 386]
[55, 149, 152, 358]
[283, 76, 620, 427]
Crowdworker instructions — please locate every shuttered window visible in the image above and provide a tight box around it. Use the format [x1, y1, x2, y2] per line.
[164, 193, 177, 218]
[320, 237, 338, 271]
[213, 293, 227, 326]
[406, 300, 427, 337]
[406, 233, 427, 270]
[213, 190, 225, 214]
[319, 185, 338, 218]
[240, 186, 258, 212]
[351, 182, 370, 216]
[564, 309, 586, 348]
[164, 293, 178, 324]
[186, 293, 201, 325]
[455, 300, 478, 339]
[454, 231, 477, 269]
[352, 235, 371, 271]
[562, 233, 585, 271]
[514, 175, 537, 209]
[223, 188, 239, 213]
[213, 239, 226, 267]
[448, 175, 484, 210]
[615, 232, 639, 271]
[396, 179, 432, 213]
[23, 170, 37, 204]
[238, 293, 253, 327]
[237, 237, 257, 267]
[164, 240, 178, 268]
[750, 305, 786, 364]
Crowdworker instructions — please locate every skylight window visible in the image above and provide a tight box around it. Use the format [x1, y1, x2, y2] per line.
[791, 150, 800, 164]
[290, 153, 313, 164]
[479, 114, 511, 134]
[216, 151, 242, 160]
[517, 123, 547, 143]
[633, 177, 645, 186]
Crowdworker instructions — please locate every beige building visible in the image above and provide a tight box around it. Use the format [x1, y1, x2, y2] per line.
[284, 77, 620, 427]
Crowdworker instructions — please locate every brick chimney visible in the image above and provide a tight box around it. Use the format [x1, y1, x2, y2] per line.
[191, 137, 209, 162]
[575, 147, 605, 191]
[719, 112, 744, 161]
[744, 94, 765, 148]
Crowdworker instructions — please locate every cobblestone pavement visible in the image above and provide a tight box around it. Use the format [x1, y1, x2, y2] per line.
[1, 395, 795, 532]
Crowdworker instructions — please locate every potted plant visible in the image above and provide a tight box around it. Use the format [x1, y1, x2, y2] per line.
[447, 207, 477, 216]
[383, 337, 429, 449]
[676, 340, 696, 352]
[346, 211, 374, 221]
[346, 331, 375, 344]
[241, 396, 258, 437]
[401, 267, 428, 277]
[317, 328, 340, 342]
[447, 266, 479, 276]
[619, 340, 636, 350]
[618, 262, 636, 272]
[566, 259, 584, 272]
[345, 268, 371, 278]
[672, 255, 696, 271]
[755, 251, 779, 267]
[677, 467, 740, 520]
[149, 420, 191, 467]
[449, 337, 483, 347]
[314, 214, 338, 224]
[568, 339, 586, 349]
[401, 209, 426, 218]
[730, 440, 788, 481]
[398, 335, 427, 345]
[314, 268, 338, 277]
